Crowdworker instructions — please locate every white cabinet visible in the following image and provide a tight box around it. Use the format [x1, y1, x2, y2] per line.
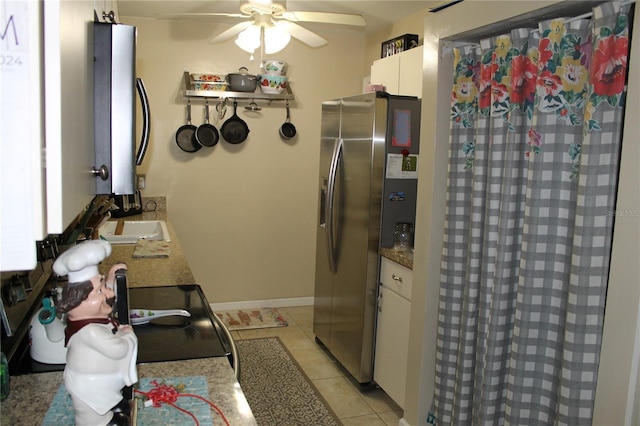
[370, 46, 423, 98]
[374, 256, 413, 408]
[371, 53, 400, 92]
[1, 2, 45, 270]
[44, 0, 98, 235]
[1, 1, 98, 270]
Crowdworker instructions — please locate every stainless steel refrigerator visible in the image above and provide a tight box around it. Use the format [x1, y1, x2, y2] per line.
[313, 92, 421, 384]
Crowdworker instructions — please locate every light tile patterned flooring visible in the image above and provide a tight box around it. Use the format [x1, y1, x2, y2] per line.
[229, 305, 404, 426]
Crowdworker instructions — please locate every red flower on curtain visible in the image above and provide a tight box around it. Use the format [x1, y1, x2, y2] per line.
[591, 35, 629, 97]
[536, 70, 563, 97]
[538, 38, 553, 68]
[478, 61, 494, 110]
[492, 83, 509, 102]
[511, 54, 537, 104]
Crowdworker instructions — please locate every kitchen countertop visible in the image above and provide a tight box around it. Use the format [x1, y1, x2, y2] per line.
[1, 357, 256, 425]
[99, 211, 196, 287]
[379, 247, 414, 269]
[1, 211, 256, 425]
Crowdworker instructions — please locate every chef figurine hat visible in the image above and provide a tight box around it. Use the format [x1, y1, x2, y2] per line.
[53, 239, 112, 283]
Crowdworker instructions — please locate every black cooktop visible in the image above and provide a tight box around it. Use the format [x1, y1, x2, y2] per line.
[9, 284, 230, 375]
[129, 284, 230, 363]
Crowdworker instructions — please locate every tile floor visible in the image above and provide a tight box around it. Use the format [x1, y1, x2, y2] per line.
[229, 305, 404, 426]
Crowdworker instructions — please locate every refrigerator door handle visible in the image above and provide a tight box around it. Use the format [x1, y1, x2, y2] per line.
[135, 78, 150, 166]
[326, 137, 343, 273]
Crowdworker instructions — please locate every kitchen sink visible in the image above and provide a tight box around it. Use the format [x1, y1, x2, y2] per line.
[99, 220, 170, 244]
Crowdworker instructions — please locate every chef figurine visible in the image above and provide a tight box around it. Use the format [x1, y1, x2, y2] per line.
[53, 239, 138, 426]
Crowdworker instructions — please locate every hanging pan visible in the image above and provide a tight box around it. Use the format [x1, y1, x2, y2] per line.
[221, 100, 250, 144]
[195, 99, 219, 147]
[279, 100, 297, 140]
[175, 99, 201, 152]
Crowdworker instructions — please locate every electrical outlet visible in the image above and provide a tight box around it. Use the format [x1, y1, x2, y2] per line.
[137, 174, 146, 190]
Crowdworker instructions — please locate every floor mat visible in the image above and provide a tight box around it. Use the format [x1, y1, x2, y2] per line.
[237, 337, 341, 426]
[215, 307, 288, 331]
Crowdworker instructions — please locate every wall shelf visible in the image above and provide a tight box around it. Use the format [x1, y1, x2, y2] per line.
[182, 71, 294, 101]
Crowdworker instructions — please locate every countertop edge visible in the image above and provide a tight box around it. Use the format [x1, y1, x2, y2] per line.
[379, 247, 414, 269]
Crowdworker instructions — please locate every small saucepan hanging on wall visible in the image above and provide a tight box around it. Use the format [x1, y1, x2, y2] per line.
[195, 99, 219, 147]
[175, 99, 201, 153]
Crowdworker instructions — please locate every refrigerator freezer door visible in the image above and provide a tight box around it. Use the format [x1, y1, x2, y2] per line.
[314, 99, 341, 348]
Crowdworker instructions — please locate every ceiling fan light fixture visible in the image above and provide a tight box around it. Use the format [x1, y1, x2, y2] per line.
[235, 25, 261, 53]
[264, 25, 290, 54]
[235, 23, 291, 55]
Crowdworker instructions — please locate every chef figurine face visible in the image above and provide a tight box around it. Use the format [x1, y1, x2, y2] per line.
[66, 274, 117, 321]
[54, 239, 124, 319]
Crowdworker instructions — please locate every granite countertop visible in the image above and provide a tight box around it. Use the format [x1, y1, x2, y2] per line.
[99, 211, 196, 287]
[1, 211, 256, 425]
[1, 358, 256, 425]
[379, 246, 414, 269]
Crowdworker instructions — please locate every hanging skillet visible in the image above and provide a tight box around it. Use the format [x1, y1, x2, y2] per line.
[195, 99, 219, 147]
[175, 99, 201, 153]
[221, 100, 250, 144]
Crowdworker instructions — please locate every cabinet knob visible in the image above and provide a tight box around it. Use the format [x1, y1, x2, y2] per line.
[92, 165, 109, 181]
[392, 274, 403, 283]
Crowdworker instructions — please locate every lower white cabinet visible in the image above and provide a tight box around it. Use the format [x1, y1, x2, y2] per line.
[374, 257, 413, 408]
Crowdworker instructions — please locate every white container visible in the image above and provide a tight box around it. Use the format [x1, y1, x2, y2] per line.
[263, 60, 287, 75]
[258, 74, 288, 94]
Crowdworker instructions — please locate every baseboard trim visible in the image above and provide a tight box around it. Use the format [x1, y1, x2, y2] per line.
[399, 418, 411, 426]
[210, 297, 314, 311]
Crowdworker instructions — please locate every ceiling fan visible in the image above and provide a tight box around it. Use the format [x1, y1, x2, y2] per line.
[174, 0, 366, 48]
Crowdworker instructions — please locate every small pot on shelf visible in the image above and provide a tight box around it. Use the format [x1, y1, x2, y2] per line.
[226, 67, 258, 92]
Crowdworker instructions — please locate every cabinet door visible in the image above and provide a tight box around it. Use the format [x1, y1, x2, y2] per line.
[371, 54, 400, 94]
[370, 46, 423, 97]
[0, 2, 45, 270]
[44, 0, 96, 234]
[374, 285, 411, 408]
[398, 46, 423, 98]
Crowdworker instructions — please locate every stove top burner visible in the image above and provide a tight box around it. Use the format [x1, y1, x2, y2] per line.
[7, 284, 231, 375]
[129, 285, 230, 364]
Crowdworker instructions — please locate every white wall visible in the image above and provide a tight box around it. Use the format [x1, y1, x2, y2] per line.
[405, 1, 640, 425]
[119, 16, 366, 303]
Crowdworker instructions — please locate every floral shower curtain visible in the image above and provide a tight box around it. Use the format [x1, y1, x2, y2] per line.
[433, 2, 633, 425]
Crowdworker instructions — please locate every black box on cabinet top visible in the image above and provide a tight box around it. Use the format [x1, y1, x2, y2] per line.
[381, 34, 419, 58]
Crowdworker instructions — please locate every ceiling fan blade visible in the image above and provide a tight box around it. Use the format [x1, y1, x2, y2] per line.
[209, 21, 254, 44]
[165, 12, 249, 19]
[275, 21, 328, 48]
[280, 11, 365, 27]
